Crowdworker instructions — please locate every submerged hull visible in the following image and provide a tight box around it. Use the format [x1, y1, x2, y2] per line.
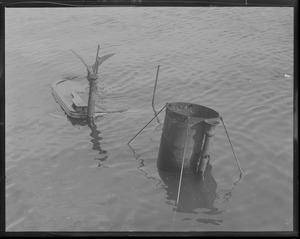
[51, 79, 89, 119]
[52, 79, 127, 119]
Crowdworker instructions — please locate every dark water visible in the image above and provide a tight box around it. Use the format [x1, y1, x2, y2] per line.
[5, 7, 294, 231]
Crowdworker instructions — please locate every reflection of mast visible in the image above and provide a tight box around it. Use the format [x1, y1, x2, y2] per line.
[87, 119, 107, 167]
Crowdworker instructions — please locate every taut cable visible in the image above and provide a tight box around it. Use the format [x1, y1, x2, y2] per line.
[219, 116, 243, 178]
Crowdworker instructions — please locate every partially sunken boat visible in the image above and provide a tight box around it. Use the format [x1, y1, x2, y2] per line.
[51, 45, 116, 120]
[51, 79, 90, 119]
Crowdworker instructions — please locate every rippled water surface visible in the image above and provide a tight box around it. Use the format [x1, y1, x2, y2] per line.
[5, 7, 294, 231]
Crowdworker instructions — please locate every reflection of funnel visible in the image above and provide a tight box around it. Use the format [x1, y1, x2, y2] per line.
[157, 102, 219, 174]
[158, 163, 218, 214]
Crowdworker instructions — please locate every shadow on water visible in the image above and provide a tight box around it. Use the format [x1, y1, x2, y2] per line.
[128, 143, 225, 226]
[68, 117, 108, 168]
[158, 164, 223, 216]
[161, 165, 226, 227]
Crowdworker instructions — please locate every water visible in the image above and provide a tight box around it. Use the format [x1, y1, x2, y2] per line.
[5, 7, 294, 231]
